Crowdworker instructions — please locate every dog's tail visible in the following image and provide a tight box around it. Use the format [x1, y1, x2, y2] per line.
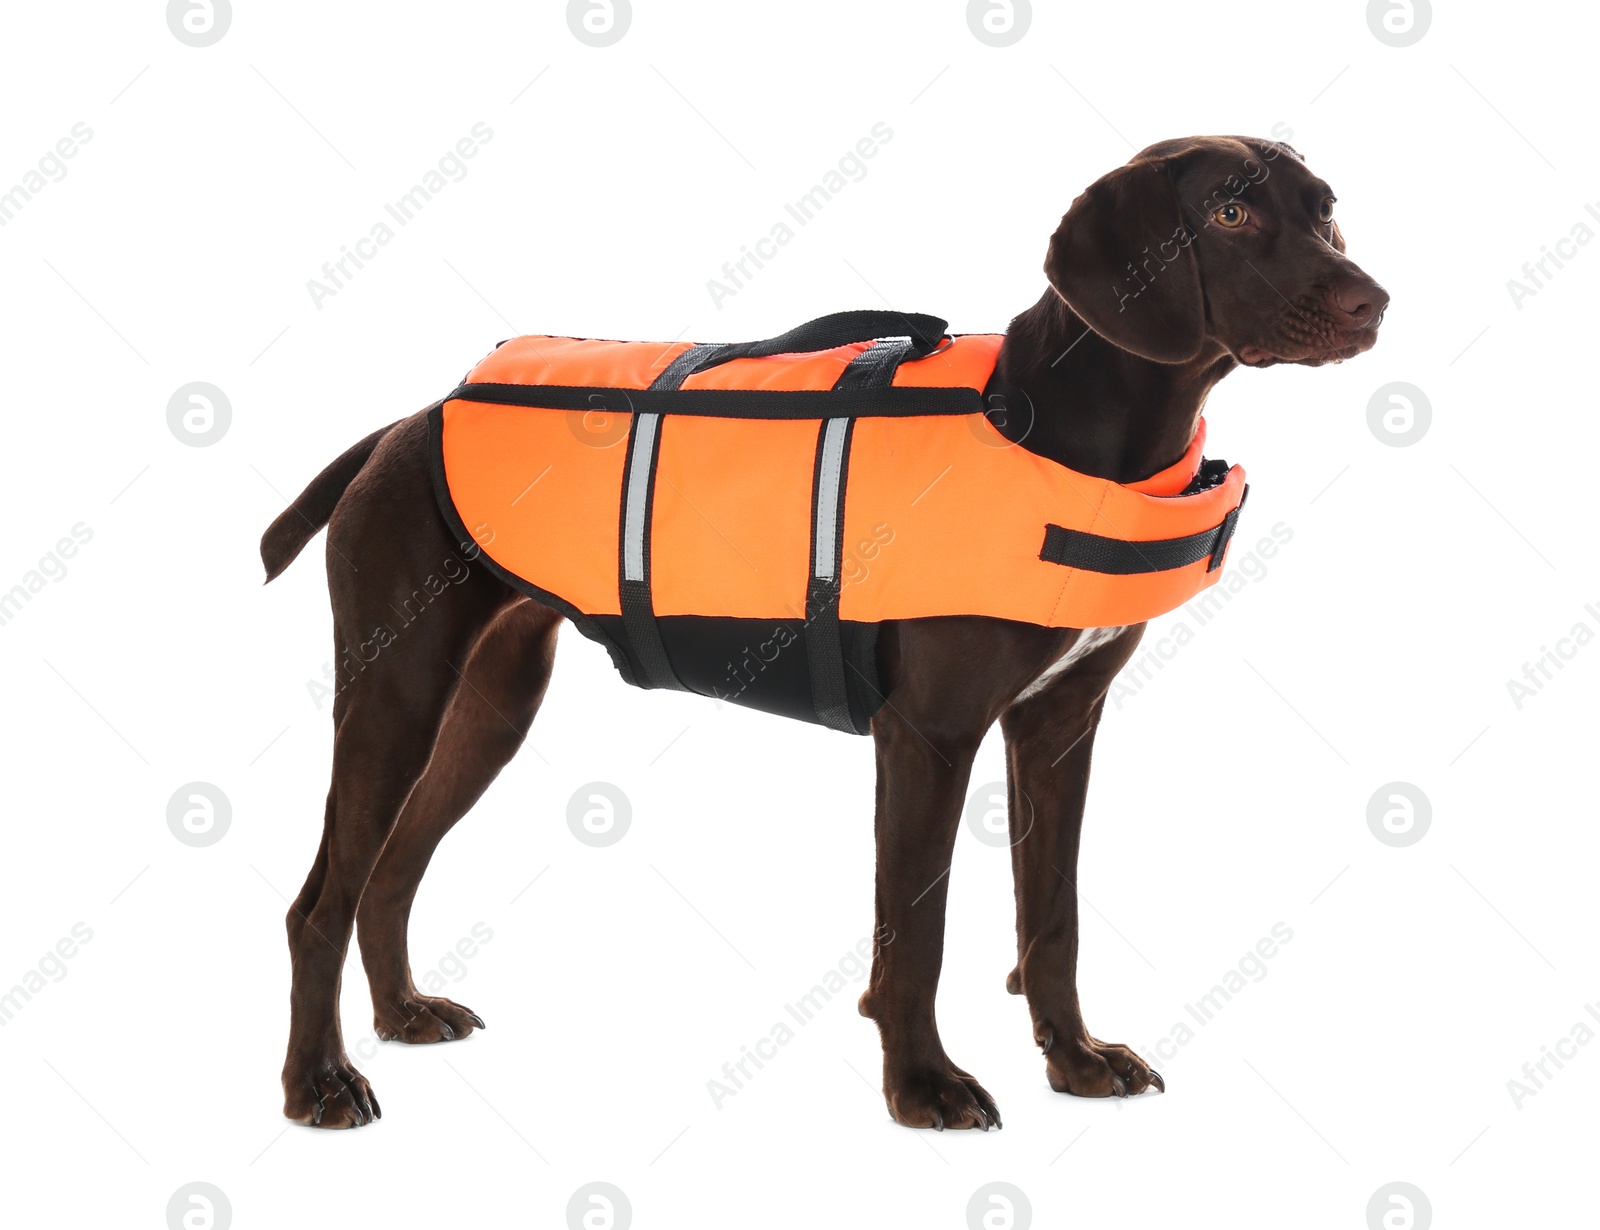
[260, 422, 399, 582]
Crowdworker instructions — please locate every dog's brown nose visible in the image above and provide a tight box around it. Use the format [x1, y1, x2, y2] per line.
[1329, 277, 1389, 329]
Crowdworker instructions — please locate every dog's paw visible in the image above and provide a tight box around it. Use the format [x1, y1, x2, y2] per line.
[374, 995, 485, 1044]
[1039, 1027, 1164, 1098]
[885, 1064, 1002, 1130]
[283, 1056, 381, 1129]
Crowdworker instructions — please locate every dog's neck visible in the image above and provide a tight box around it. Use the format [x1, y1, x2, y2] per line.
[995, 289, 1239, 484]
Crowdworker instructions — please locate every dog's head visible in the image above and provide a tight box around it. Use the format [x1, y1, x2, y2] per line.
[1044, 135, 1388, 368]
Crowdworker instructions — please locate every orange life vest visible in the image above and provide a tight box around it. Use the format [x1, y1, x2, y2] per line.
[430, 311, 1247, 733]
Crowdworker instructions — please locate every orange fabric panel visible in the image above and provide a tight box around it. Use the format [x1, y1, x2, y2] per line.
[674, 335, 1005, 392]
[839, 415, 1070, 624]
[1038, 463, 1245, 626]
[650, 416, 819, 619]
[892, 335, 1005, 388]
[839, 413, 1243, 628]
[441, 329, 1244, 633]
[462, 333, 1005, 394]
[467, 336, 696, 389]
[440, 399, 628, 615]
[682, 344, 869, 391]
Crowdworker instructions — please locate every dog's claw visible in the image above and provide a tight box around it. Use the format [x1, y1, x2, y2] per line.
[343, 1080, 366, 1126]
[438, 1021, 455, 1041]
[1111, 1074, 1128, 1098]
[933, 1109, 945, 1131]
[973, 1087, 1002, 1130]
[1148, 1069, 1165, 1093]
[1039, 1030, 1053, 1054]
[287, 1061, 382, 1129]
[468, 1013, 486, 1030]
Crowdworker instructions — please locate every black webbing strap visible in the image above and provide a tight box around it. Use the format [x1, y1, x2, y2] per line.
[646, 312, 944, 389]
[612, 359, 710, 692]
[617, 412, 686, 690]
[798, 344, 905, 735]
[833, 336, 915, 390]
[805, 417, 857, 733]
[448, 381, 983, 419]
[651, 342, 730, 391]
[707, 311, 944, 366]
[1039, 484, 1248, 576]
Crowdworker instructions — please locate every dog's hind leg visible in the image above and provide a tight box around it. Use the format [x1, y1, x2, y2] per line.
[280, 414, 514, 1128]
[999, 624, 1164, 1098]
[355, 598, 560, 1044]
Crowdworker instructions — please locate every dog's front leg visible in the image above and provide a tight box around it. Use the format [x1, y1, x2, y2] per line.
[999, 626, 1163, 1098]
[857, 703, 1001, 1130]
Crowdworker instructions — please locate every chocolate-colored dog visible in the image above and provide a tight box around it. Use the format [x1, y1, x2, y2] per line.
[263, 136, 1386, 1130]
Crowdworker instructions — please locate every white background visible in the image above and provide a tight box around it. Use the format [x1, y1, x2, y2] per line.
[1, 1, 1594, 1227]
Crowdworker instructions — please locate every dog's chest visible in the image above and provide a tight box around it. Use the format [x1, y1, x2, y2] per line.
[1015, 626, 1128, 702]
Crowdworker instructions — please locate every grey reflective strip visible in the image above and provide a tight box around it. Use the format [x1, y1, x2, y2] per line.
[813, 417, 849, 580]
[623, 413, 659, 582]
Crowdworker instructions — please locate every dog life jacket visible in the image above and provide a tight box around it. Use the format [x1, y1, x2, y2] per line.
[429, 311, 1248, 734]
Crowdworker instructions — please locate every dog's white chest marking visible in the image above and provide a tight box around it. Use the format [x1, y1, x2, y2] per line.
[1014, 626, 1127, 703]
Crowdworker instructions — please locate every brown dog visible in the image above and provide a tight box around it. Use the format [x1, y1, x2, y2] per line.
[262, 136, 1386, 1130]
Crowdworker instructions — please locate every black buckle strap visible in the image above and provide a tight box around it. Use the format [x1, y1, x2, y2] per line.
[1205, 497, 1245, 572]
[1039, 484, 1248, 576]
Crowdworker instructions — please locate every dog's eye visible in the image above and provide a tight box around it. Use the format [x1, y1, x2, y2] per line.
[1214, 203, 1248, 229]
[1318, 197, 1336, 223]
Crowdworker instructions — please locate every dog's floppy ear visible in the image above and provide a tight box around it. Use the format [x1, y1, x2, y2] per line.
[1044, 156, 1206, 364]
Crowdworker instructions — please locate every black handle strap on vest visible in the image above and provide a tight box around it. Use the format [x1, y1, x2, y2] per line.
[832, 336, 916, 390]
[1039, 484, 1248, 577]
[654, 311, 947, 388]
